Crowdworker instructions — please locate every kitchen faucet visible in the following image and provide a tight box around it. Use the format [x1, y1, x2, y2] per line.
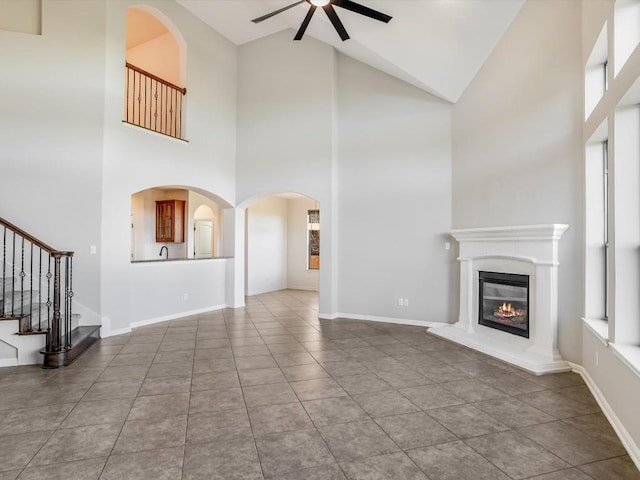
[159, 245, 168, 260]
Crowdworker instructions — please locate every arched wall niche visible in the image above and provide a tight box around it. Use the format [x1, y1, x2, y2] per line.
[130, 185, 231, 261]
[125, 5, 186, 86]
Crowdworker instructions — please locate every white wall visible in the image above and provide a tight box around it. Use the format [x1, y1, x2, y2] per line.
[452, 0, 583, 362]
[287, 196, 319, 291]
[0, 0, 41, 35]
[100, 0, 238, 334]
[236, 31, 337, 314]
[246, 196, 288, 296]
[126, 31, 181, 86]
[130, 258, 228, 325]
[337, 55, 453, 323]
[237, 32, 454, 324]
[0, 0, 106, 322]
[0, 0, 238, 336]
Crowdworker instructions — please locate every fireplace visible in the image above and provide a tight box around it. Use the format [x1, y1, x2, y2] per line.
[479, 271, 529, 338]
[428, 224, 571, 375]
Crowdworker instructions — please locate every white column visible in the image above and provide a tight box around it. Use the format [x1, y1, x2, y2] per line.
[224, 208, 245, 308]
[456, 258, 475, 333]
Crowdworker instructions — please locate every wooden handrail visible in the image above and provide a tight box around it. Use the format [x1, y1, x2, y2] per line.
[125, 62, 187, 95]
[0, 215, 56, 253]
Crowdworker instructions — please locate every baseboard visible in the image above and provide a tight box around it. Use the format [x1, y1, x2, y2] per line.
[130, 304, 227, 329]
[330, 312, 436, 328]
[571, 362, 640, 471]
[287, 286, 319, 292]
[100, 326, 132, 338]
[72, 301, 102, 326]
[0, 357, 17, 367]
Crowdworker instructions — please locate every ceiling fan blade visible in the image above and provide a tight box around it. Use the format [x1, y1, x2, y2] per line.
[294, 5, 317, 40]
[252, 0, 306, 23]
[323, 4, 350, 41]
[332, 0, 392, 23]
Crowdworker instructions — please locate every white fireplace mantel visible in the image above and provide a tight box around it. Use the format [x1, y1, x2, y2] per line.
[429, 224, 571, 375]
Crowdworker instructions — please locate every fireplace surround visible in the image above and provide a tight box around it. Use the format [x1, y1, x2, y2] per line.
[430, 224, 570, 375]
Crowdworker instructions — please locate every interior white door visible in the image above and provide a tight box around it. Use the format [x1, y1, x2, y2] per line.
[194, 220, 213, 258]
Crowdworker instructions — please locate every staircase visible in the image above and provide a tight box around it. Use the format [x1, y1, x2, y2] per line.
[0, 215, 100, 368]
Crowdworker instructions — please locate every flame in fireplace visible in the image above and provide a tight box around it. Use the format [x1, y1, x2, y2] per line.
[495, 302, 525, 319]
[499, 302, 514, 315]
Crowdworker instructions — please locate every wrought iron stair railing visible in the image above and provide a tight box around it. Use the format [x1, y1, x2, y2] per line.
[124, 62, 186, 140]
[0, 215, 75, 364]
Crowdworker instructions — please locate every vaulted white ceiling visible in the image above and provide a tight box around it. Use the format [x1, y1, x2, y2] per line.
[177, 0, 525, 103]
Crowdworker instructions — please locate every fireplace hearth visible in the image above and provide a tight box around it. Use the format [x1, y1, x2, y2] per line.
[479, 271, 529, 338]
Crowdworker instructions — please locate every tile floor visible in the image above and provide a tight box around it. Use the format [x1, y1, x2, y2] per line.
[0, 289, 638, 480]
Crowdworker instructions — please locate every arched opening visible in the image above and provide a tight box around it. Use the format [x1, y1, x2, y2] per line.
[130, 187, 227, 261]
[244, 193, 320, 296]
[124, 7, 187, 139]
[193, 205, 216, 259]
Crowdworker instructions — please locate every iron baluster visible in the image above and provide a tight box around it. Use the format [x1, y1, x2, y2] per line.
[51, 253, 61, 351]
[164, 83, 168, 134]
[19, 236, 25, 320]
[1, 226, 5, 317]
[170, 88, 174, 137]
[143, 73, 147, 129]
[11, 232, 15, 317]
[65, 257, 70, 348]
[126, 66, 130, 123]
[38, 248, 42, 330]
[46, 255, 52, 334]
[29, 242, 33, 331]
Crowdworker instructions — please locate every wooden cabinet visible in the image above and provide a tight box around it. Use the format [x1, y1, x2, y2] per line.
[156, 200, 185, 243]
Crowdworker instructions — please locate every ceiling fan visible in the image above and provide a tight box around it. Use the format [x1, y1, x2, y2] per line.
[251, 0, 392, 42]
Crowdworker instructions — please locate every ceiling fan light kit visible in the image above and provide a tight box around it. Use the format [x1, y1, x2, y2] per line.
[251, 0, 392, 42]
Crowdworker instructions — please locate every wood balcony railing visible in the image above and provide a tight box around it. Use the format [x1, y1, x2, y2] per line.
[124, 63, 186, 140]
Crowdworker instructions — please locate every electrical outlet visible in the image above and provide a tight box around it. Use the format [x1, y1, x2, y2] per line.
[89, 245, 97, 255]
[445, 242, 451, 250]
[398, 298, 403, 306]
[403, 299, 409, 307]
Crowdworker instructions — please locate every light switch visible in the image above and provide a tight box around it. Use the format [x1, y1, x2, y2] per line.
[90, 245, 97, 255]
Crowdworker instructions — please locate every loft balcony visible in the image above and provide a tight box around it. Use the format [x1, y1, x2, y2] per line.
[124, 63, 186, 140]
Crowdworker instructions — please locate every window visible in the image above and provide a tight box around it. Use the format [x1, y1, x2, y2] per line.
[307, 209, 319, 270]
[585, 23, 608, 119]
[585, 123, 608, 323]
[603, 140, 610, 320]
[614, 0, 640, 77]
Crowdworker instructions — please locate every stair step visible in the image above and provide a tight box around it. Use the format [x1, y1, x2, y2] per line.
[0, 291, 40, 310]
[0, 279, 39, 297]
[1, 307, 76, 335]
[0, 277, 16, 294]
[17, 329, 48, 336]
[41, 325, 100, 368]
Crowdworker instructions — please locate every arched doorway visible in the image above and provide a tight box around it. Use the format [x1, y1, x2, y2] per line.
[244, 193, 320, 296]
[193, 205, 215, 259]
